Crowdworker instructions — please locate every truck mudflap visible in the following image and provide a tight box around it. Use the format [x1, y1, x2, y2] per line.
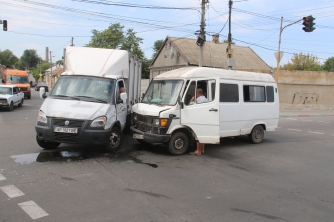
[131, 126, 170, 143]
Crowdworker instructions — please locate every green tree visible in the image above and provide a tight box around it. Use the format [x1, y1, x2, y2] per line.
[0, 49, 19, 68]
[141, 57, 151, 79]
[223, 39, 235, 44]
[281, 53, 322, 71]
[121, 29, 144, 59]
[30, 61, 50, 81]
[322, 57, 334, 72]
[152, 39, 164, 58]
[86, 23, 124, 49]
[19, 49, 41, 70]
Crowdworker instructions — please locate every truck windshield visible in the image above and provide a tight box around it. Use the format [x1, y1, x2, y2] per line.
[50, 76, 115, 103]
[142, 80, 183, 105]
[6, 75, 29, 83]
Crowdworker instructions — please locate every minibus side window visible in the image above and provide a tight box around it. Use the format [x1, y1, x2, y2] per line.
[266, 86, 274, 102]
[220, 83, 239, 102]
[243, 85, 265, 102]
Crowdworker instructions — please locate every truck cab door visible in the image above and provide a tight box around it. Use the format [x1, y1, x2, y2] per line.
[115, 80, 127, 130]
[181, 78, 220, 144]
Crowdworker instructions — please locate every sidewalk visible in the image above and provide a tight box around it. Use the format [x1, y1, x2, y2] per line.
[280, 109, 334, 118]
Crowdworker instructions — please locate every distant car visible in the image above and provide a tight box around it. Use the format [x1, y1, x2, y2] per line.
[0, 85, 24, 111]
[35, 83, 49, 92]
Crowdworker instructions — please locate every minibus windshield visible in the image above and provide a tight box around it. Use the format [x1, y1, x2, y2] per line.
[50, 76, 115, 103]
[142, 80, 183, 105]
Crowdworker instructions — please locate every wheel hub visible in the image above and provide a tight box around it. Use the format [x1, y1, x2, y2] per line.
[174, 138, 184, 150]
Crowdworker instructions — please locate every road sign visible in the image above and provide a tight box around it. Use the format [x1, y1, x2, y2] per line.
[274, 52, 284, 63]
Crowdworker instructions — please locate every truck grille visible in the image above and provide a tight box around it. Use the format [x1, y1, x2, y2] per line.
[52, 118, 85, 142]
[19, 87, 28, 91]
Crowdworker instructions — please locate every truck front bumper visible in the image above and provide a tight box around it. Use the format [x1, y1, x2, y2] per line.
[131, 126, 170, 143]
[35, 124, 111, 145]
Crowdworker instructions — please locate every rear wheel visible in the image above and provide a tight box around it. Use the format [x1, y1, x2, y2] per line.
[8, 102, 14, 111]
[248, 125, 264, 144]
[36, 134, 61, 149]
[167, 131, 189, 155]
[105, 127, 122, 152]
[26, 93, 31, 99]
[18, 99, 24, 107]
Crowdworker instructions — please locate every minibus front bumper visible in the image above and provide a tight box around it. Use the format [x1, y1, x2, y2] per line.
[131, 126, 170, 143]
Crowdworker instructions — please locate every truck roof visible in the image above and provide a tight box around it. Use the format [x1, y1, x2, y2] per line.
[154, 67, 276, 83]
[62, 46, 138, 79]
[4, 70, 28, 76]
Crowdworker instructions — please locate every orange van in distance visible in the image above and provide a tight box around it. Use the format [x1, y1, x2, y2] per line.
[2, 69, 31, 99]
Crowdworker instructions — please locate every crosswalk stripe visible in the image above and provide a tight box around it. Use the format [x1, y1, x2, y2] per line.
[0, 185, 25, 198]
[18, 201, 49, 220]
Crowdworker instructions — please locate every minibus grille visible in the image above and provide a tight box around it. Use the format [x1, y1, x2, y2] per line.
[19, 87, 28, 91]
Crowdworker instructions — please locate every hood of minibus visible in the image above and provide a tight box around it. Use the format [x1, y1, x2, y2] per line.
[132, 103, 171, 116]
[40, 98, 110, 120]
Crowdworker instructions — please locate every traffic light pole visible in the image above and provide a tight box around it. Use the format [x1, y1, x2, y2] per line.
[276, 17, 302, 71]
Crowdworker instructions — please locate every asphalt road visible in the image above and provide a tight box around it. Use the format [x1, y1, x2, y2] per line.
[0, 90, 333, 222]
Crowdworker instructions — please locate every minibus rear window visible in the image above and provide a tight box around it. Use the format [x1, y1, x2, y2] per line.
[220, 83, 239, 102]
[243, 85, 266, 102]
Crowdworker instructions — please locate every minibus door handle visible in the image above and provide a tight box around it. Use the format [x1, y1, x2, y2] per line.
[209, 108, 218, 112]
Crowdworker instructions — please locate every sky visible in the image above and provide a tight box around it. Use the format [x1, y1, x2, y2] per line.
[0, 0, 333, 69]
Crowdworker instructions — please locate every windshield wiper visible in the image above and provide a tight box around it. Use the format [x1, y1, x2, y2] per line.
[53, 95, 80, 100]
[75, 96, 108, 103]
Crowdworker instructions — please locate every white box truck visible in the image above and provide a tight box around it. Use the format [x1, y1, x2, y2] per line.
[35, 46, 142, 151]
[131, 67, 279, 155]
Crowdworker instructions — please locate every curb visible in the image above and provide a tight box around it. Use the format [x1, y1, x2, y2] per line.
[280, 113, 334, 118]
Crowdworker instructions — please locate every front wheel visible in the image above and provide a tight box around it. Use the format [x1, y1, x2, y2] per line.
[36, 134, 61, 149]
[167, 131, 189, 155]
[8, 102, 14, 111]
[18, 99, 24, 107]
[105, 127, 122, 152]
[248, 125, 264, 144]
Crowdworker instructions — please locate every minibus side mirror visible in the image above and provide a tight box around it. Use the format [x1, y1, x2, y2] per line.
[178, 95, 184, 109]
[1, 79, 4, 83]
[120, 92, 127, 104]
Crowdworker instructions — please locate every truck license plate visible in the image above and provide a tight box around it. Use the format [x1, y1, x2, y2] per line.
[54, 127, 78, 134]
[133, 134, 144, 139]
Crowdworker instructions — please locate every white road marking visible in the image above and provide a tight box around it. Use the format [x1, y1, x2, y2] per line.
[0, 185, 25, 198]
[286, 118, 297, 120]
[23, 104, 34, 106]
[0, 174, 6, 181]
[318, 121, 330, 123]
[18, 201, 49, 220]
[301, 120, 313, 122]
[308, 131, 324, 135]
[288, 129, 302, 131]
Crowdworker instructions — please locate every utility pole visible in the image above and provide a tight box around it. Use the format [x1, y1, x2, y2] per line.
[227, 0, 234, 70]
[49, 51, 52, 86]
[198, 0, 207, 67]
[71, 37, 74, 47]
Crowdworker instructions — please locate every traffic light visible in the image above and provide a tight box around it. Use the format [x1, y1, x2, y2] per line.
[3, 20, 7, 31]
[302, 16, 315, 32]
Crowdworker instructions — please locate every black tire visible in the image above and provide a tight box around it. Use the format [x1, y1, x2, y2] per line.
[27, 93, 31, 99]
[18, 99, 24, 107]
[8, 102, 14, 111]
[248, 125, 264, 144]
[105, 127, 122, 152]
[167, 131, 189, 155]
[36, 134, 61, 150]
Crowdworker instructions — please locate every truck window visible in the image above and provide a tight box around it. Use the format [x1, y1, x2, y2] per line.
[266, 86, 274, 102]
[243, 85, 266, 102]
[184, 81, 196, 106]
[220, 83, 239, 102]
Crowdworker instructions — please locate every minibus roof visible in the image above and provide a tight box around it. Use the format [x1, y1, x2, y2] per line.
[4, 70, 28, 76]
[154, 67, 275, 83]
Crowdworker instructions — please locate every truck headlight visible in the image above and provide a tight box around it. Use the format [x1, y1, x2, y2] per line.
[91, 116, 107, 127]
[37, 110, 47, 123]
[133, 113, 137, 120]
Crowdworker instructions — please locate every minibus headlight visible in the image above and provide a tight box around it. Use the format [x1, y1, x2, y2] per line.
[152, 118, 159, 126]
[133, 113, 137, 120]
[37, 110, 47, 123]
[160, 118, 168, 127]
[91, 116, 107, 127]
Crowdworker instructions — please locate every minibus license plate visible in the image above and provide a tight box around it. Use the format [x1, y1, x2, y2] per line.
[133, 134, 144, 139]
[54, 127, 78, 134]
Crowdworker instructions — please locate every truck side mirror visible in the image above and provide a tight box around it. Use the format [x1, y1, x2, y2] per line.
[1, 79, 4, 83]
[39, 87, 47, 99]
[120, 92, 127, 104]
